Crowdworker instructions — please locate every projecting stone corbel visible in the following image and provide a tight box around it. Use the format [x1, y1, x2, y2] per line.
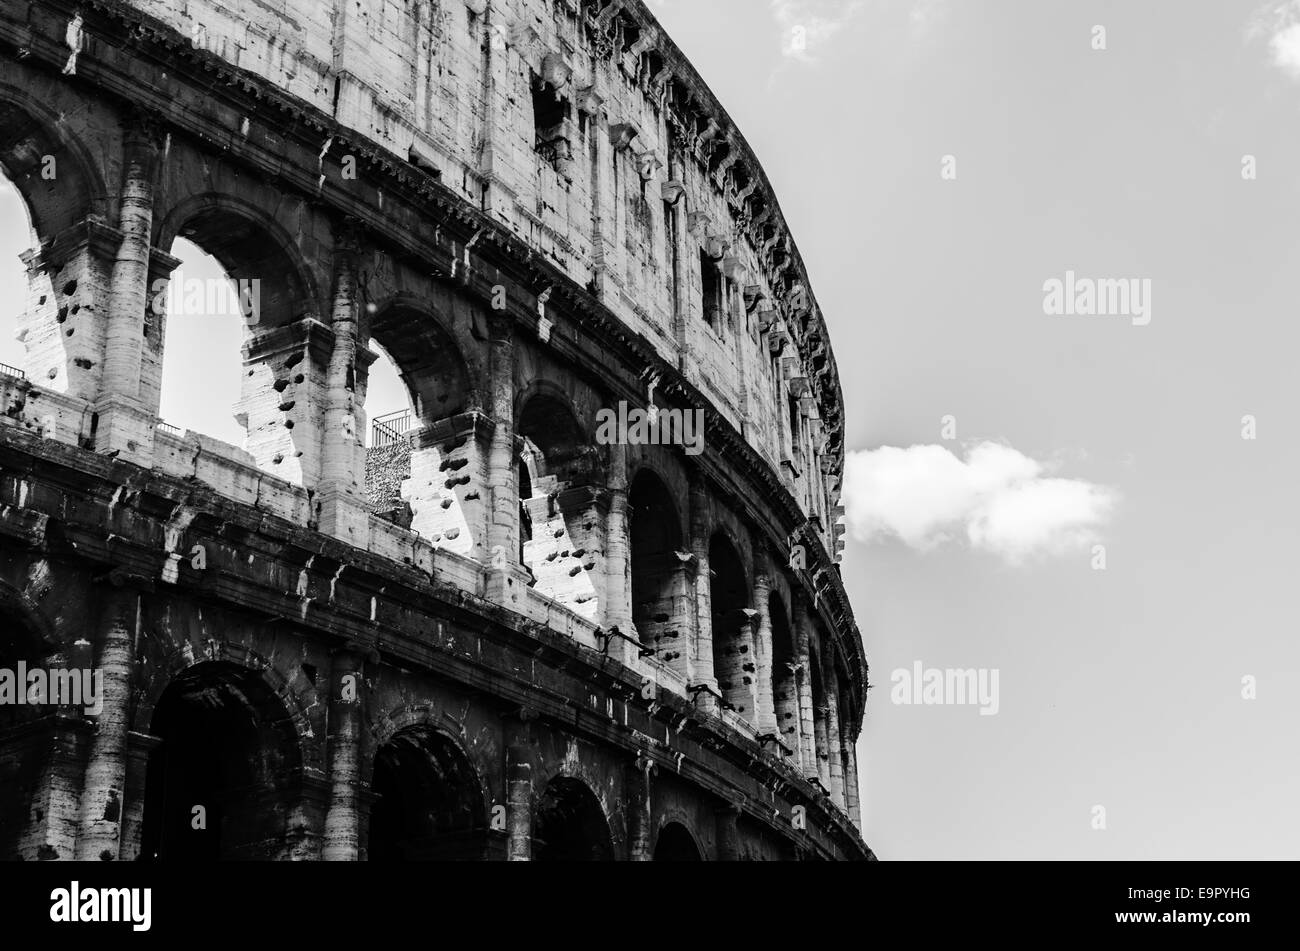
[595, 0, 625, 30]
[713, 150, 740, 189]
[743, 284, 765, 313]
[509, 23, 541, 54]
[637, 151, 663, 182]
[465, 0, 487, 15]
[703, 233, 730, 260]
[609, 121, 640, 152]
[575, 84, 603, 116]
[541, 51, 573, 90]
[661, 180, 686, 205]
[697, 117, 722, 152]
[629, 29, 660, 58]
[722, 255, 746, 283]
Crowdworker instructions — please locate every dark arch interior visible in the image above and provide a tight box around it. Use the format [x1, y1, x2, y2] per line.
[369, 306, 470, 422]
[653, 822, 702, 861]
[517, 394, 590, 485]
[368, 726, 487, 861]
[533, 777, 613, 861]
[141, 662, 301, 861]
[808, 649, 828, 781]
[770, 592, 799, 755]
[629, 471, 686, 661]
[0, 99, 102, 242]
[709, 533, 752, 718]
[162, 206, 307, 330]
[0, 599, 54, 859]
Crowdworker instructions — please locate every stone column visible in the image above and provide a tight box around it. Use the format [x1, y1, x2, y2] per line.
[752, 565, 777, 736]
[602, 441, 635, 665]
[844, 732, 862, 830]
[75, 585, 138, 859]
[483, 313, 528, 611]
[97, 121, 162, 466]
[688, 469, 716, 713]
[118, 731, 161, 861]
[321, 647, 365, 861]
[316, 222, 370, 546]
[793, 595, 818, 778]
[715, 805, 741, 861]
[504, 714, 533, 861]
[626, 754, 654, 861]
[824, 670, 845, 809]
[736, 612, 761, 726]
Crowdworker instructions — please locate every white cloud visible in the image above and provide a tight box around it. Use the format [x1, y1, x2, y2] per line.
[841, 441, 1117, 564]
[772, 0, 867, 62]
[1248, 1, 1300, 78]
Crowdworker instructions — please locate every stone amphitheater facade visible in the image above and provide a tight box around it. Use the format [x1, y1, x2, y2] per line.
[0, 0, 872, 861]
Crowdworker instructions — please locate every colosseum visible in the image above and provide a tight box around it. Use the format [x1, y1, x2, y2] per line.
[0, 0, 872, 861]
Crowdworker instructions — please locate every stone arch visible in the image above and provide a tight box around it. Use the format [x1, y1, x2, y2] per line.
[0, 83, 109, 243]
[769, 589, 800, 758]
[139, 659, 308, 860]
[367, 293, 477, 423]
[516, 387, 602, 617]
[132, 640, 320, 773]
[367, 704, 495, 818]
[532, 775, 615, 861]
[709, 530, 754, 721]
[0, 580, 62, 859]
[0, 84, 109, 405]
[653, 819, 704, 861]
[367, 723, 490, 861]
[151, 192, 325, 483]
[628, 468, 690, 675]
[808, 640, 830, 788]
[153, 191, 319, 330]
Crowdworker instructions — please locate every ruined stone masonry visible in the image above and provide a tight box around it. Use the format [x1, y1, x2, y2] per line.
[0, 0, 871, 860]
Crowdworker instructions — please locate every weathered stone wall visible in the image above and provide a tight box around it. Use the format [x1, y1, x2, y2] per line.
[0, 0, 871, 861]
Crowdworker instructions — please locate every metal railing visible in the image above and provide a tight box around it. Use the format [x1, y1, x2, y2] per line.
[370, 409, 414, 448]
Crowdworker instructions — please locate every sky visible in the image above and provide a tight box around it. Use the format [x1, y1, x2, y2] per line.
[3, 0, 1298, 860]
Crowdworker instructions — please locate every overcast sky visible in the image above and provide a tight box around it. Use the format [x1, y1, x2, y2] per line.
[3, 0, 1298, 860]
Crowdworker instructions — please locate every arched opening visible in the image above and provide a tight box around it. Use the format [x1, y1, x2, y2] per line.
[769, 592, 800, 761]
[653, 822, 702, 861]
[0, 173, 31, 378]
[368, 303, 470, 426]
[368, 303, 476, 555]
[709, 532, 753, 721]
[0, 592, 55, 859]
[0, 92, 106, 417]
[363, 340, 419, 527]
[533, 777, 614, 861]
[155, 238, 249, 448]
[628, 470, 689, 673]
[517, 393, 600, 617]
[367, 726, 487, 861]
[140, 662, 302, 861]
[809, 648, 830, 788]
[153, 198, 316, 484]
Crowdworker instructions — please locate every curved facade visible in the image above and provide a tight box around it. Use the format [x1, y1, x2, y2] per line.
[0, 0, 871, 860]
